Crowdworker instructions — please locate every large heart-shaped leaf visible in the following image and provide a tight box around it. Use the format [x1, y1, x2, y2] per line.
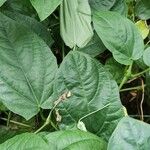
[0, 13, 57, 120]
[0, 0, 6, 7]
[89, 0, 127, 16]
[60, 0, 93, 48]
[108, 117, 150, 150]
[0, 130, 107, 150]
[93, 11, 144, 65]
[45, 130, 107, 150]
[54, 51, 124, 140]
[30, 0, 63, 21]
[135, 0, 150, 20]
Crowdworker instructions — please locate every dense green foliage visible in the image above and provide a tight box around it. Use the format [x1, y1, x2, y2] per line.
[0, 0, 150, 149]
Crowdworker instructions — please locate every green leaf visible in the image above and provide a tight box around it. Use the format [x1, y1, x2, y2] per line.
[135, 0, 150, 20]
[54, 51, 124, 140]
[60, 0, 93, 48]
[30, 0, 63, 21]
[2, 0, 35, 16]
[0, 101, 7, 111]
[105, 58, 125, 83]
[79, 101, 124, 141]
[45, 130, 107, 150]
[135, 20, 149, 39]
[0, 126, 19, 144]
[0, 130, 107, 150]
[89, 0, 127, 16]
[108, 117, 150, 150]
[0, 13, 57, 120]
[93, 11, 144, 65]
[143, 47, 150, 66]
[78, 33, 106, 57]
[0, 0, 6, 7]
[2, 11, 54, 46]
[0, 133, 50, 150]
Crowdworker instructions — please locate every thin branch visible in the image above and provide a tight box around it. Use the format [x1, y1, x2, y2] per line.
[34, 91, 71, 134]
[140, 79, 145, 121]
[0, 118, 31, 128]
[7, 111, 11, 127]
[131, 68, 150, 78]
[120, 85, 146, 92]
[119, 62, 133, 90]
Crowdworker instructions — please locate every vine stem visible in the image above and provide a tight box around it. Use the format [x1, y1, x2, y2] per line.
[119, 62, 133, 90]
[120, 85, 146, 92]
[131, 68, 150, 78]
[140, 79, 145, 121]
[0, 117, 31, 128]
[7, 111, 11, 127]
[34, 103, 59, 134]
[34, 91, 71, 134]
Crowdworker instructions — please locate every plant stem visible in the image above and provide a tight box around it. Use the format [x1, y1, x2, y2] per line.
[34, 108, 57, 134]
[34, 122, 48, 134]
[34, 92, 71, 134]
[119, 62, 133, 90]
[62, 42, 65, 59]
[0, 117, 31, 128]
[49, 23, 59, 28]
[40, 110, 46, 121]
[145, 40, 150, 46]
[131, 68, 150, 78]
[73, 45, 77, 51]
[53, 13, 59, 20]
[130, 115, 150, 118]
[120, 85, 146, 92]
[140, 79, 144, 121]
[7, 111, 11, 127]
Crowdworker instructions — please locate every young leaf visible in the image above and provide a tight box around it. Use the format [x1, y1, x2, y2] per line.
[143, 47, 150, 66]
[0, 133, 50, 150]
[54, 51, 124, 140]
[89, 0, 127, 16]
[0, 13, 57, 120]
[135, 20, 149, 39]
[0, 0, 6, 7]
[30, 0, 62, 21]
[108, 117, 150, 150]
[135, 0, 150, 20]
[60, 0, 93, 48]
[45, 130, 107, 150]
[93, 11, 144, 65]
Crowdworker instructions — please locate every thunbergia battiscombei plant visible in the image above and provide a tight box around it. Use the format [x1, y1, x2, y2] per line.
[0, 0, 150, 149]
